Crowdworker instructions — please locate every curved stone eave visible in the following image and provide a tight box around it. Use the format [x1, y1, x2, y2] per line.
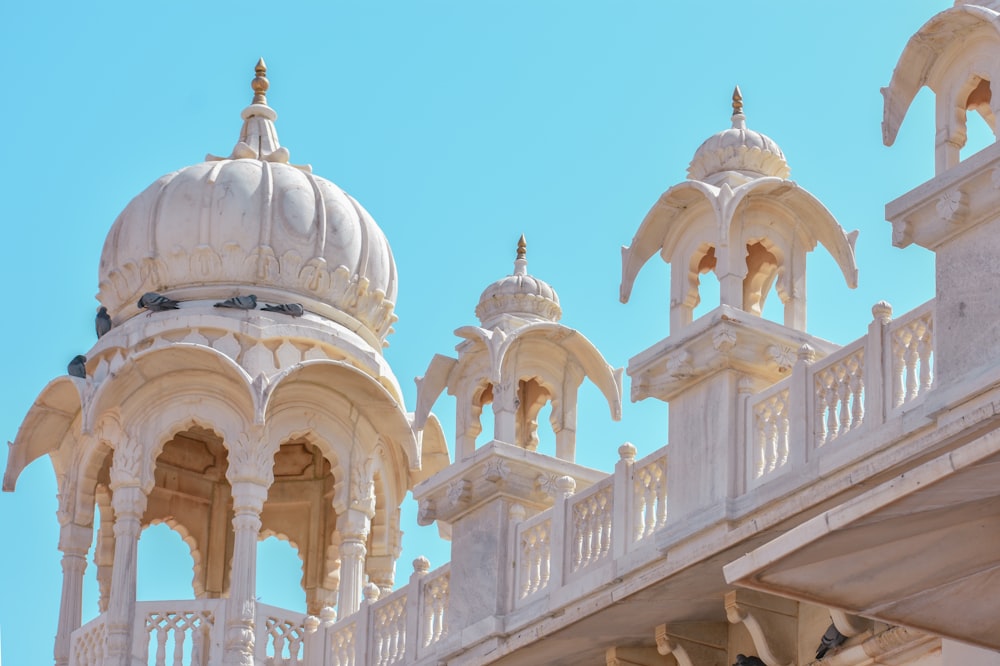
[87, 343, 256, 439]
[264, 359, 421, 474]
[729, 178, 859, 289]
[4, 376, 83, 492]
[496, 321, 624, 421]
[620, 180, 721, 304]
[410, 412, 450, 486]
[881, 4, 1000, 146]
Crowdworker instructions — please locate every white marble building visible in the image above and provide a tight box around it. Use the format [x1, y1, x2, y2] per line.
[6, 2, 1000, 665]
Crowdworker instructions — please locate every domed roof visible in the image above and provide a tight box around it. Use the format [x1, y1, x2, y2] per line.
[475, 236, 561, 328]
[687, 87, 791, 182]
[98, 60, 398, 344]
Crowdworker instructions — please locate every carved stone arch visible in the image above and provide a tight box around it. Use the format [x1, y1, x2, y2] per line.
[86, 344, 255, 441]
[264, 416, 351, 513]
[671, 226, 722, 329]
[71, 429, 115, 528]
[144, 517, 206, 598]
[740, 235, 785, 317]
[262, 359, 419, 471]
[147, 416, 232, 471]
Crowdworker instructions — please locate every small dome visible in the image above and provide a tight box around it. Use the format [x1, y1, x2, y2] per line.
[476, 236, 561, 328]
[687, 87, 791, 182]
[97, 60, 397, 344]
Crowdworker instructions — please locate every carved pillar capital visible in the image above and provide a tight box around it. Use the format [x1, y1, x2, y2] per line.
[226, 430, 277, 487]
[109, 435, 154, 495]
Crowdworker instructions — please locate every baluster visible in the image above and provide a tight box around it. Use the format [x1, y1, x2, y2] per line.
[755, 420, 766, 478]
[904, 336, 920, 402]
[918, 322, 933, 393]
[850, 372, 863, 428]
[776, 399, 789, 468]
[814, 382, 828, 446]
[892, 333, 907, 407]
[825, 384, 838, 441]
[172, 623, 186, 666]
[602, 494, 610, 555]
[655, 465, 667, 528]
[540, 532, 550, 590]
[192, 624, 205, 666]
[155, 625, 168, 666]
[836, 369, 850, 435]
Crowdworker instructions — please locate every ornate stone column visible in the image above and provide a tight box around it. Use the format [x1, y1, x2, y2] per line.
[105, 485, 149, 666]
[223, 479, 268, 666]
[53, 522, 92, 666]
[94, 485, 115, 613]
[223, 430, 275, 666]
[105, 433, 153, 666]
[336, 508, 372, 617]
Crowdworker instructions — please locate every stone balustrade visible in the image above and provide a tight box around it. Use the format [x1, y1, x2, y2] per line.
[745, 300, 934, 489]
[70, 600, 307, 666]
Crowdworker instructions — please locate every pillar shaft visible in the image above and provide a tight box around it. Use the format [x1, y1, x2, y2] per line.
[54, 523, 92, 666]
[336, 509, 372, 617]
[105, 485, 148, 666]
[224, 481, 268, 666]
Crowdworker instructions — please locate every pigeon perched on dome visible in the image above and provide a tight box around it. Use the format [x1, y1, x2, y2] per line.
[138, 292, 180, 312]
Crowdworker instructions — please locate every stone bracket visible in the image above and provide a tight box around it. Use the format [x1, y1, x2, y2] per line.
[725, 590, 795, 666]
[606, 646, 668, 666]
[656, 622, 728, 666]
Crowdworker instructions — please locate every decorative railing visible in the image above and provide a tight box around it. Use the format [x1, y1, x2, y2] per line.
[516, 512, 552, 600]
[509, 443, 667, 606]
[631, 449, 668, 542]
[750, 384, 790, 479]
[418, 565, 449, 650]
[70, 614, 109, 666]
[137, 601, 223, 666]
[746, 300, 935, 488]
[568, 477, 614, 575]
[888, 302, 934, 413]
[256, 603, 308, 665]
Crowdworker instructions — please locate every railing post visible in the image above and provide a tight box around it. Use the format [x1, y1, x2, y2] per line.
[404, 557, 429, 662]
[869, 301, 894, 424]
[736, 376, 755, 496]
[302, 614, 321, 666]
[612, 443, 636, 559]
[506, 503, 527, 612]
[788, 344, 815, 465]
[547, 476, 576, 592]
[352, 586, 378, 666]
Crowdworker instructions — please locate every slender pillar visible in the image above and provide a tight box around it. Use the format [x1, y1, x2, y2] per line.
[94, 486, 115, 613]
[105, 484, 148, 666]
[54, 522, 92, 666]
[336, 508, 371, 616]
[223, 480, 268, 666]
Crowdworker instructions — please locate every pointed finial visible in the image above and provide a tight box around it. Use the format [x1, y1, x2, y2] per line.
[252, 58, 269, 105]
[517, 234, 527, 260]
[732, 85, 743, 115]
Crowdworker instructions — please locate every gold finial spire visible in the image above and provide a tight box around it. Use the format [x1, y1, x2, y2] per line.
[732, 85, 743, 116]
[517, 234, 527, 260]
[251, 58, 270, 105]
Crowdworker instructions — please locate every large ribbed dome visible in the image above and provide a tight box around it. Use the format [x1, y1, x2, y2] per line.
[687, 87, 790, 182]
[97, 61, 398, 343]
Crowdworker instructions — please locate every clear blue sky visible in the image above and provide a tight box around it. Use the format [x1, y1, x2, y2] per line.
[0, 1, 961, 663]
